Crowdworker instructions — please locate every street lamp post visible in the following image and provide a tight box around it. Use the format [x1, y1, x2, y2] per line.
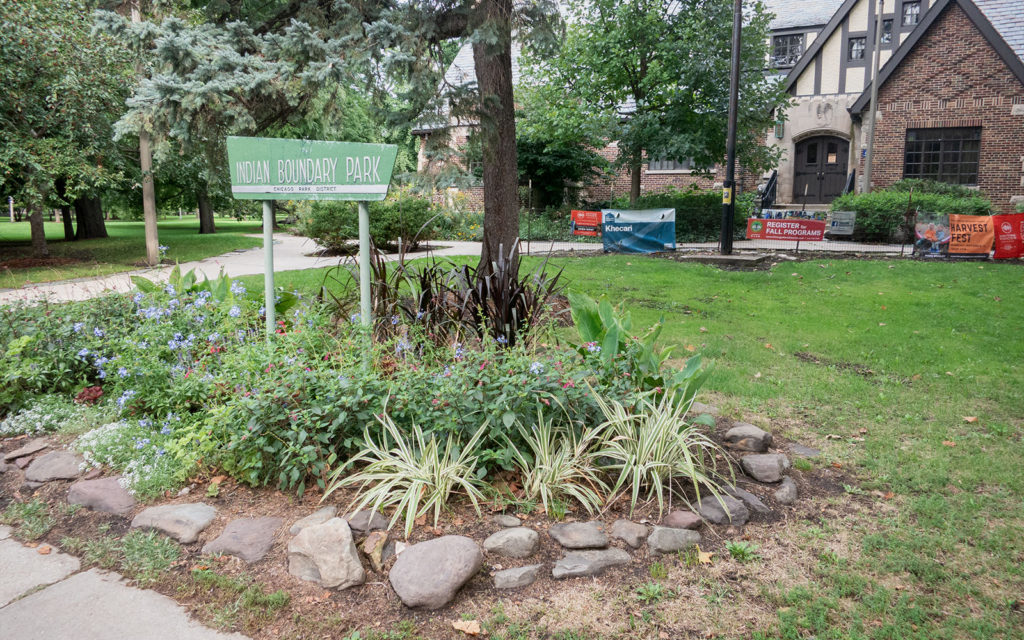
[720, 0, 743, 255]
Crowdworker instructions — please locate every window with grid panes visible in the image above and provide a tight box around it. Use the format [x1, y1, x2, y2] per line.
[903, 128, 980, 185]
[772, 34, 804, 67]
[902, 1, 921, 26]
[848, 37, 866, 60]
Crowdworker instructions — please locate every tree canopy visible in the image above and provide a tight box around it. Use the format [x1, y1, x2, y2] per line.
[0, 0, 133, 254]
[520, 0, 790, 203]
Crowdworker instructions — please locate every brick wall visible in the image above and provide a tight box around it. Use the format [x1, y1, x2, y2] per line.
[856, 2, 1024, 213]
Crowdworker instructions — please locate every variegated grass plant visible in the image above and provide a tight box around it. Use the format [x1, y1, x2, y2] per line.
[594, 391, 731, 517]
[509, 409, 608, 517]
[322, 414, 488, 538]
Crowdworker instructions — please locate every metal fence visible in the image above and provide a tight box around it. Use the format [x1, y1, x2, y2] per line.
[520, 237, 912, 257]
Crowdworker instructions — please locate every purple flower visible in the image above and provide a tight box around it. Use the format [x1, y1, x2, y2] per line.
[73, 322, 84, 333]
[228, 305, 241, 318]
[93, 327, 105, 338]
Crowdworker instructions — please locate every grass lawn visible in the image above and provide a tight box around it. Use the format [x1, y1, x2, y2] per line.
[243, 255, 1024, 639]
[0, 218, 262, 289]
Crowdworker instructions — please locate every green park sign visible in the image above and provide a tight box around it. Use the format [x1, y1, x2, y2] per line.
[225, 136, 399, 338]
[226, 136, 398, 201]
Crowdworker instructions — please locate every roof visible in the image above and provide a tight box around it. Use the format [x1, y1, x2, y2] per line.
[973, 0, 1024, 61]
[764, 0, 846, 30]
[850, 0, 1024, 112]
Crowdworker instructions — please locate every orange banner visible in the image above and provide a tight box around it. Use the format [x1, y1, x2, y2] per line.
[948, 214, 994, 256]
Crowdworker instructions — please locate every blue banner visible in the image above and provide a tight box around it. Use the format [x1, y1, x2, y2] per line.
[601, 209, 676, 254]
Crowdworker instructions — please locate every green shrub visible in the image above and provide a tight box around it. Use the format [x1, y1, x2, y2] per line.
[299, 189, 436, 251]
[830, 186, 991, 242]
[607, 186, 753, 243]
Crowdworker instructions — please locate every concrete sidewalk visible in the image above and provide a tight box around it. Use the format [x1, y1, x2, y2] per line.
[0, 235, 489, 305]
[0, 525, 246, 639]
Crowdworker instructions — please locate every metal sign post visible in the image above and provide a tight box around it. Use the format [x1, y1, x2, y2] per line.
[226, 137, 398, 338]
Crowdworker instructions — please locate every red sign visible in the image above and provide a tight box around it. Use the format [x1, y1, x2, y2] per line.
[571, 210, 601, 236]
[993, 213, 1024, 259]
[746, 218, 826, 241]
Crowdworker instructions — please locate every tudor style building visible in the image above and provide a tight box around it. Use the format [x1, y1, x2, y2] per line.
[769, 0, 1024, 211]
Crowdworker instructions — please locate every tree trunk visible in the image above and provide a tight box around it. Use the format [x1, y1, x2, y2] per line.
[74, 196, 108, 239]
[472, 0, 519, 274]
[29, 205, 48, 258]
[629, 158, 642, 205]
[55, 178, 75, 241]
[197, 187, 216, 234]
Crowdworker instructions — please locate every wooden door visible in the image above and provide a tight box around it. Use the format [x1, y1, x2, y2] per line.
[793, 136, 849, 204]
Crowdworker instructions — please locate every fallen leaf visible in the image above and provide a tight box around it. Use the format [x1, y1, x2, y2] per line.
[994, 296, 1001, 302]
[831, 462, 843, 468]
[878, 322, 886, 326]
[696, 545, 714, 565]
[37, 545, 51, 555]
[963, 416, 978, 423]
[452, 619, 482, 636]
[859, 428, 868, 434]
[754, 372, 762, 379]
[883, 491, 895, 499]
[881, 305, 887, 310]
[911, 374, 921, 381]
[825, 434, 841, 440]
[764, 343, 773, 349]
[659, 632, 670, 640]
[945, 371, 954, 376]
[791, 272, 799, 276]
[414, 514, 426, 527]
[210, 475, 227, 485]
[942, 440, 956, 447]
[685, 345, 696, 352]
[699, 326, 707, 333]
[192, 564, 210, 571]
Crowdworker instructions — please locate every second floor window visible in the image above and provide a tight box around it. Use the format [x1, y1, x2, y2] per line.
[848, 37, 866, 60]
[772, 34, 805, 67]
[881, 19, 894, 44]
[902, 1, 921, 26]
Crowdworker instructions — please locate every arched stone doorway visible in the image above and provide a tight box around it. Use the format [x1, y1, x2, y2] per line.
[793, 135, 849, 204]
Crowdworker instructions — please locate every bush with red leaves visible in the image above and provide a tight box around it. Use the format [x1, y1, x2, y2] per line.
[74, 386, 104, 405]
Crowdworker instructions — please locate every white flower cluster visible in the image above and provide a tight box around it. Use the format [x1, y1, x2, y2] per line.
[0, 397, 90, 436]
[75, 420, 176, 496]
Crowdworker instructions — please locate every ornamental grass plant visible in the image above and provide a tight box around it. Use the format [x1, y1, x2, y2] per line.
[322, 413, 489, 538]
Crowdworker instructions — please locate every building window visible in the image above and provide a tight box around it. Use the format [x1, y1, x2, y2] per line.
[903, 128, 981, 185]
[648, 157, 696, 172]
[772, 34, 805, 68]
[848, 37, 866, 60]
[902, 1, 921, 26]
[881, 19, 893, 44]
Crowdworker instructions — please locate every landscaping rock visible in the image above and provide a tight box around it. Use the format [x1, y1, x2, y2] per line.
[388, 535, 483, 609]
[24, 451, 83, 482]
[492, 514, 521, 528]
[202, 517, 282, 563]
[740, 453, 791, 483]
[288, 518, 365, 589]
[647, 526, 701, 554]
[775, 477, 798, 505]
[346, 509, 389, 533]
[130, 503, 218, 543]
[14, 456, 31, 469]
[289, 506, 338, 535]
[790, 443, 821, 458]
[4, 438, 49, 461]
[67, 477, 136, 516]
[690, 401, 720, 416]
[493, 564, 543, 589]
[610, 519, 648, 548]
[548, 521, 607, 549]
[724, 423, 773, 452]
[0, 461, 10, 473]
[483, 527, 538, 558]
[724, 485, 770, 514]
[662, 510, 702, 530]
[362, 530, 389, 573]
[696, 495, 749, 525]
[552, 549, 631, 579]
[81, 468, 102, 481]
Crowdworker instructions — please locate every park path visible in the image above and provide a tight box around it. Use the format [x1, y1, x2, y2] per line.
[0, 234, 493, 305]
[0, 524, 247, 640]
[0, 233, 906, 305]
